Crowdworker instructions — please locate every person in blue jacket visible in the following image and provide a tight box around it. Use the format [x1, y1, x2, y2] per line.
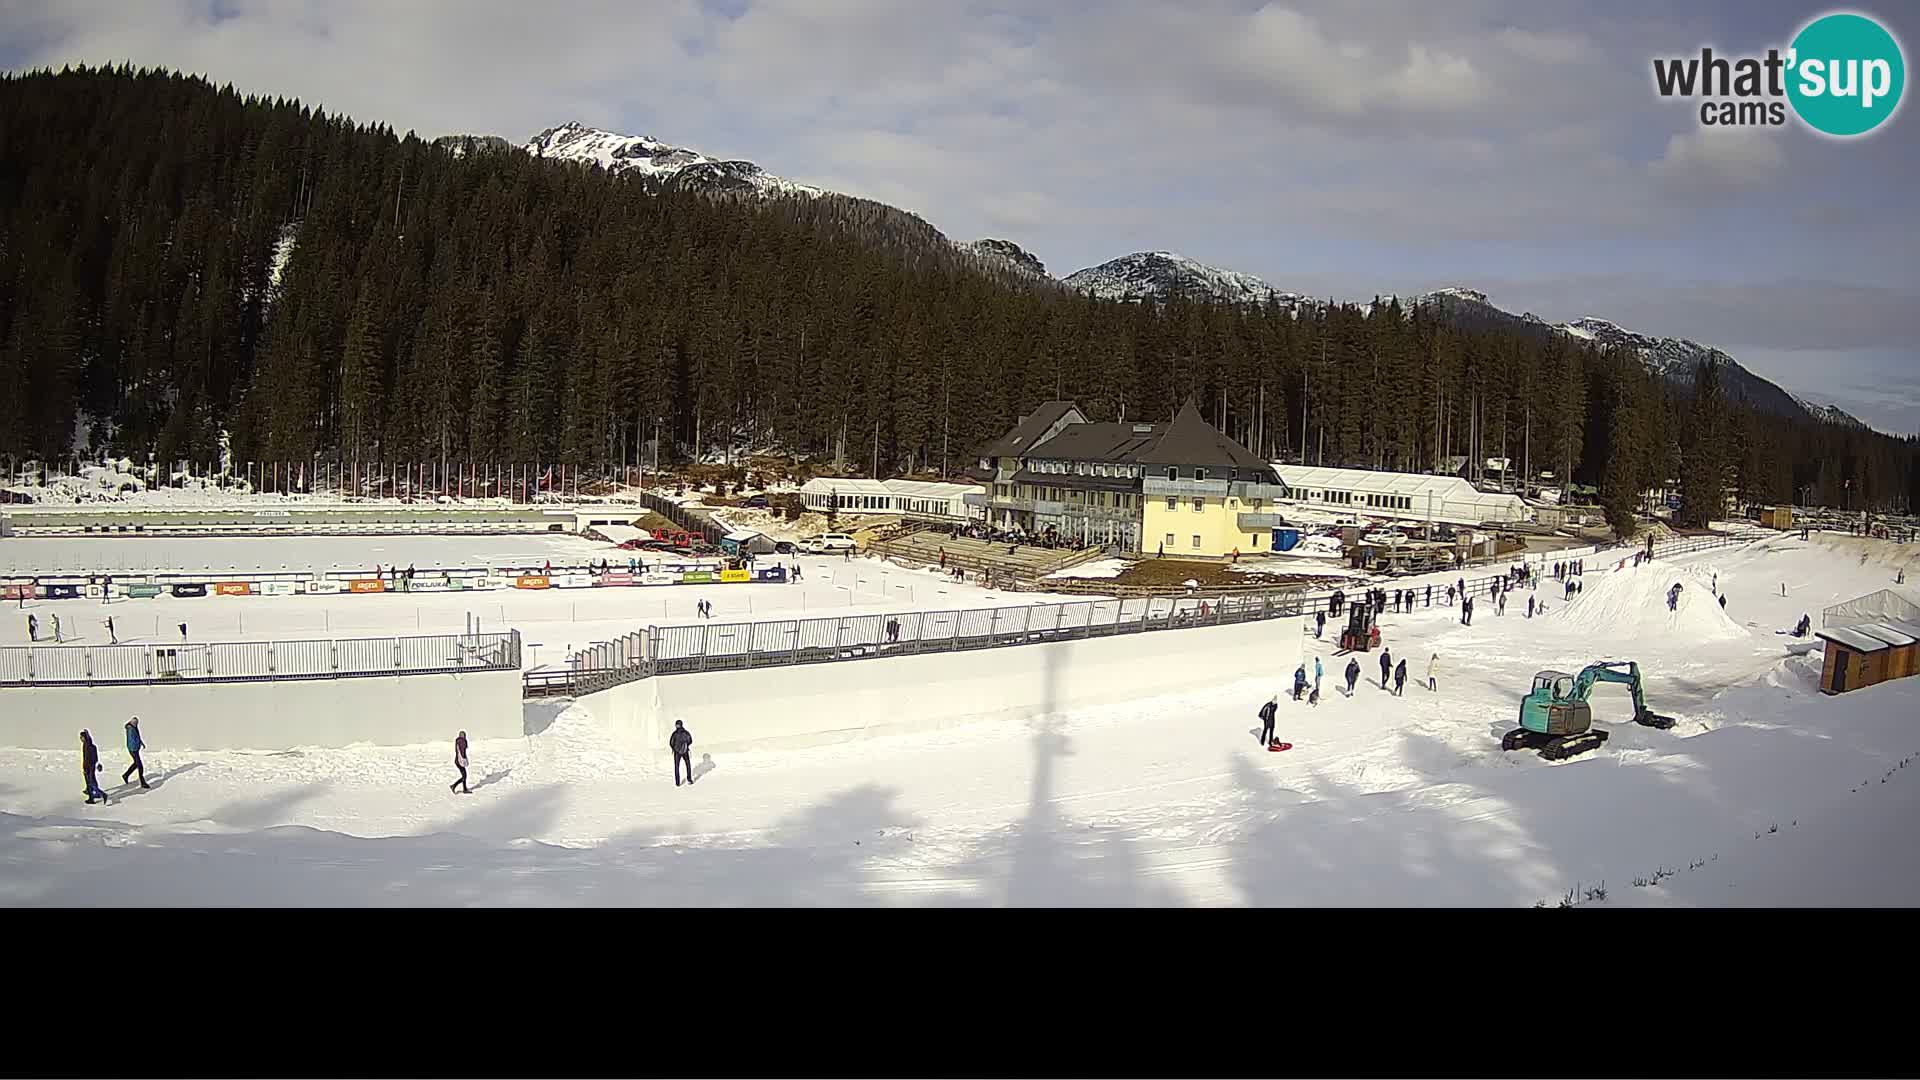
[121, 717, 149, 789]
[1313, 655, 1323, 695]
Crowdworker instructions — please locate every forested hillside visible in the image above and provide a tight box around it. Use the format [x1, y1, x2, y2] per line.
[1, 66, 1914, 514]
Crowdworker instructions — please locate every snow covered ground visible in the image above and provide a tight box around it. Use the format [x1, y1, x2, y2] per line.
[2, 532, 1917, 906]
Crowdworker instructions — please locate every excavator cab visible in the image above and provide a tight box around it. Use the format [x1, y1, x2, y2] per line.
[1504, 660, 1675, 761]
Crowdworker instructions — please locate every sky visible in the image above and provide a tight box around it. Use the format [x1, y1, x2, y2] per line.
[3, 0, 1916, 433]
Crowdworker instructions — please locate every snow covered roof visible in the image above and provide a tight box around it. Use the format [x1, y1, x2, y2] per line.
[724, 529, 763, 542]
[882, 480, 980, 498]
[1816, 626, 1895, 653]
[1854, 622, 1916, 648]
[1274, 465, 1516, 503]
[800, 477, 892, 497]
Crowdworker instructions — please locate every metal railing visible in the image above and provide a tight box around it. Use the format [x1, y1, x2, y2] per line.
[526, 590, 1308, 698]
[1, 630, 521, 687]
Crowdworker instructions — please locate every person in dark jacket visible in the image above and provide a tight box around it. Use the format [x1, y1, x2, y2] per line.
[26, 613, 37, 641]
[1314, 610, 1325, 639]
[1393, 657, 1408, 697]
[1258, 697, 1278, 745]
[1292, 665, 1308, 701]
[1424, 584, 1431, 607]
[1344, 657, 1361, 696]
[450, 731, 470, 794]
[81, 730, 107, 804]
[122, 717, 149, 788]
[1378, 647, 1393, 690]
[670, 720, 695, 787]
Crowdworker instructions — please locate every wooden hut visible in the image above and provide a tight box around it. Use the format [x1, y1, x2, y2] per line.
[1816, 625, 1897, 694]
[1857, 622, 1918, 680]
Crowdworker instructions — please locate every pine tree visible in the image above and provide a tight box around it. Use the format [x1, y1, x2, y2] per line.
[1678, 359, 1731, 527]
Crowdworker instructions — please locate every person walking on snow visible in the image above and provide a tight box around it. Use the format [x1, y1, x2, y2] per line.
[1258, 696, 1278, 745]
[1393, 657, 1407, 697]
[1378, 647, 1393, 690]
[1313, 655, 1323, 695]
[104, 616, 117, 644]
[50, 612, 61, 642]
[26, 613, 37, 641]
[1719, 593, 1727, 611]
[670, 720, 695, 787]
[1426, 653, 1439, 692]
[450, 731, 470, 794]
[1527, 594, 1536, 619]
[1292, 664, 1308, 701]
[1314, 610, 1325, 639]
[122, 718, 148, 789]
[1425, 584, 1431, 607]
[81, 730, 108, 804]
[1344, 657, 1361, 696]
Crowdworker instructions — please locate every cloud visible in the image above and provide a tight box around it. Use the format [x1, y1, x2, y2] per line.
[1647, 126, 1789, 194]
[1493, 27, 1589, 64]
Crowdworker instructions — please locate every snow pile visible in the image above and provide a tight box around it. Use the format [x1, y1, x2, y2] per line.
[5, 462, 148, 503]
[1552, 562, 1747, 643]
[1046, 558, 1129, 580]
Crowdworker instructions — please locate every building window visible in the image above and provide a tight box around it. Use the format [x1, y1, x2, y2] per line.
[1166, 467, 1177, 481]
[1192, 497, 1204, 512]
[1191, 534, 1202, 549]
[1251, 498, 1262, 509]
[1254, 532, 1265, 547]
[1164, 533, 1175, 549]
[1166, 496, 1177, 511]
[1196, 468, 1208, 482]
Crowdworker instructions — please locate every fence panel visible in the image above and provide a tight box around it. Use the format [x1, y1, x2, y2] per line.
[90, 646, 151, 681]
[272, 638, 335, 677]
[333, 637, 397, 674]
[795, 616, 842, 652]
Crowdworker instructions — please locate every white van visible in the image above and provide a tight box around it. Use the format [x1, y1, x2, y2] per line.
[802, 532, 857, 554]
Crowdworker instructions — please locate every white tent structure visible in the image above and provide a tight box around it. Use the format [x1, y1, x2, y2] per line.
[798, 478, 981, 520]
[1272, 465, 1531, 526]
[1822, 588, 1920, 629]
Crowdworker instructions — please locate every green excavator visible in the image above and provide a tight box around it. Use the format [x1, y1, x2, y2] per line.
[1502, 661, 1677, 761]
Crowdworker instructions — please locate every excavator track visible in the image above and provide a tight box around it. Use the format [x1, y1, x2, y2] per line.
[1502, 727, 1610, 761]
[1634, 712, 1678, 731]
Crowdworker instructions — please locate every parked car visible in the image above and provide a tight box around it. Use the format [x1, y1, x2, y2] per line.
[743, 494, 770, 509]
[773, 540, 796, 554]
[801, 532, 857, 554]
[1361, 529, 1408, 547]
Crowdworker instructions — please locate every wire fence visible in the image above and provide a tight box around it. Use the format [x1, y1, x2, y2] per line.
[0, 630, 521, 687]
[525, 528, 1766, 698]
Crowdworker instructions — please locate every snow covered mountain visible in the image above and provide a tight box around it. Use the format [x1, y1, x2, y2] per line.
[1063, 251, 1314, 308]
[432, 134, 511, 157]
[1792, 394, 1868, 429]
[525, 122, 823, 196]
[1406, 287, 1860, 426]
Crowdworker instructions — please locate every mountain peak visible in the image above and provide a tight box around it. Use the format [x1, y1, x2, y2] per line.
[965, 238, 1049, 279]
[1062, 251, 1311, 308]
[523, 121, 820, 196]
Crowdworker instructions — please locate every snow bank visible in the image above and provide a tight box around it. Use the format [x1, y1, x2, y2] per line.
[583, 616, 1304, 754]
[3, 666, 522, 751]
[1550, 561, 1746, 643]
[1045, 558, 1128, 580]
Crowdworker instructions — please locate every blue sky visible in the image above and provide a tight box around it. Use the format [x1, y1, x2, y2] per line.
[4, 0, 1916, 432]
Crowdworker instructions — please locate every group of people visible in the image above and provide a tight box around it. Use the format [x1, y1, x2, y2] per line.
[78, 718, 148, 804]
[1264, 645, 1441, 745]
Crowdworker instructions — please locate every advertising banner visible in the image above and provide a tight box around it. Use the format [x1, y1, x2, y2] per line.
[84, 585, 106, 599]
[408, 578, 451, 592]
[720, 569, 751, 583]
[170, 583, 208, 598]
[753, 567, 788, 583]
[303, 579, 346, 594]
[599, 573, 636, 587]
[641, 572, 678, 586]
[45, 584, 82, 599]
[126, 584, 164, 599]
[682, 571, 715, 584]
[555, 574, 594, 589]
[348, 579, 386, 594]
[515, 575, 552, 590]
[0, 584, 29, 600]
[215, 581, 254, 596]
[260, 581, 298, 596]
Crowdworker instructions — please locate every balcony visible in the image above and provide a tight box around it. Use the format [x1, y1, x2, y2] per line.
[1231, 482, 1290, 501]
[1236, 512, 1290, 531]
[962, 491, 990, 508]
[1143, 477, 1229, 498]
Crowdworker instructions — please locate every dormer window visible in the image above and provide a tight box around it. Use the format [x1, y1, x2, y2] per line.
[1195, 468, 1208, 482]
[1166, 467, 1177, 482]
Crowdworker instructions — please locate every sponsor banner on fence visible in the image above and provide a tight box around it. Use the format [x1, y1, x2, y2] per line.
[260, 581, 298, 596]
[348, 579, 386, 594]
[45, 584, 82, 599]
[215, 581, 254, 596]
[515, 575, 551, 590]
[641, 572, 679, 586]
[0, 584, 30, 600]
[407, 579, 450, 592]
[303, 579, 346, 594]
[555, 574, 595, 589]
[170, 583, 207, 598]
[599, 573, 636, 587]
[126, 584, 164, 599]
[682, 571, 715, 584]
[720, 569, 751, 583]
[753, 567, 788, 583]
[84, 585, 105, 599]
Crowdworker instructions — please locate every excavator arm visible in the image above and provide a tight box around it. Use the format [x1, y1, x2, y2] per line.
[1569, 661, 1670, 729]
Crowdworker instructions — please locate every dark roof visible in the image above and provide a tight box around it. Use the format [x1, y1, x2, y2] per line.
[1136, 400, 1270, 472]
[1010, 469, 1142, 492]
[980, 401, 1081, 458]
[1026, 421, 1165, 463]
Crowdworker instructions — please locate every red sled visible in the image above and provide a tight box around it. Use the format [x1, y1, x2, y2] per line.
[1267, 740, 1293, 752]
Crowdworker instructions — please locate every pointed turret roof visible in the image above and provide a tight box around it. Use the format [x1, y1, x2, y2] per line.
[1137, 399, 1269, 471]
